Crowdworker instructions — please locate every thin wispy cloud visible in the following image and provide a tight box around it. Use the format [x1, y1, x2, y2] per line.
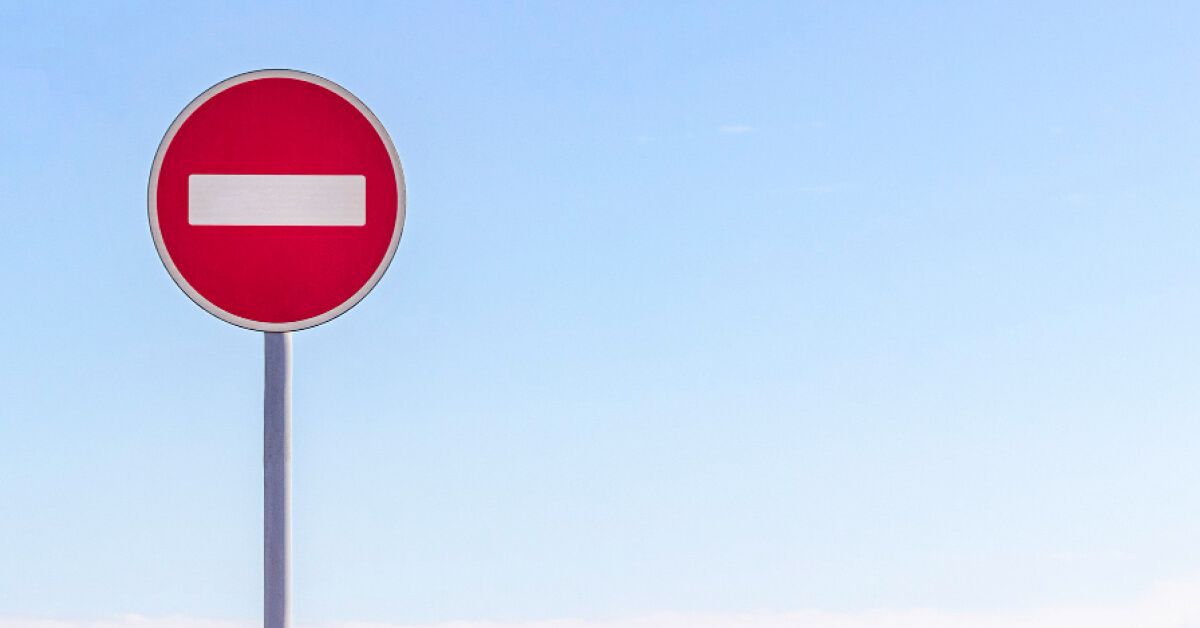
[8, 574, 1200, 628]
[718, 124, 754, 134]
[0, 618, 250, 628]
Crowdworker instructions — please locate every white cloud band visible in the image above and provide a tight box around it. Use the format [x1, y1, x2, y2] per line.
[6, 576, 1200, 628]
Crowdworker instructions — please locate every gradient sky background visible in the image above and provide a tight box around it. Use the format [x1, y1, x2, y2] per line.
[3, 1, 1200, 626]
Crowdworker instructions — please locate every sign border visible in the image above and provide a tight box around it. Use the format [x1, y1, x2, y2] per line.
[148, 69, 406, 332]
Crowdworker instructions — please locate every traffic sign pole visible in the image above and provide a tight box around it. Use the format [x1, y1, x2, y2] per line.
[149, 70, 404, 627]
[264, 332, 292, 628]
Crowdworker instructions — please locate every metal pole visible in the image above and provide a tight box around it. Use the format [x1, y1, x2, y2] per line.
[264, 332, 292, 628]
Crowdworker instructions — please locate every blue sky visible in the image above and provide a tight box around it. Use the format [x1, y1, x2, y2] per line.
[3, 2, 1200, 626]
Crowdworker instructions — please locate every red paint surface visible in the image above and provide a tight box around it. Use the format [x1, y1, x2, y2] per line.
[156, 77, 398, 324]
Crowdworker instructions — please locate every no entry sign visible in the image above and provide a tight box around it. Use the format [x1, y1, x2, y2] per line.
[149, 70, 405, 331]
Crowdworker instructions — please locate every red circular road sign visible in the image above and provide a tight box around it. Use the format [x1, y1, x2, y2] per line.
[149, 70, 405, 332]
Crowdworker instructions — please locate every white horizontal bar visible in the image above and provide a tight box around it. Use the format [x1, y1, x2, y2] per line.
[188, 175, 366, 226]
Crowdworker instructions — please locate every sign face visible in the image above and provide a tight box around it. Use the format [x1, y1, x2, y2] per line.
[149, 70, 405, 332]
